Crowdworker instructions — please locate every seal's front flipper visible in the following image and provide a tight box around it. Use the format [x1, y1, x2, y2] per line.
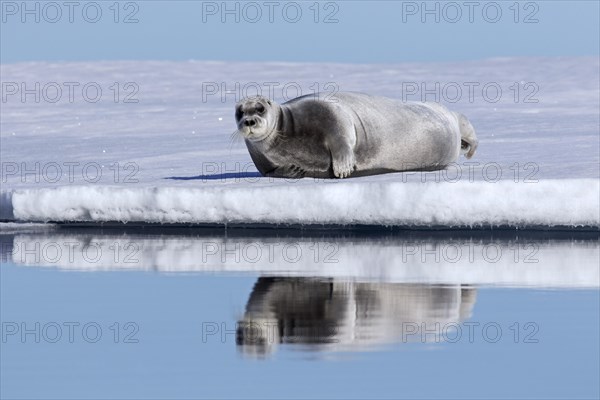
[331, 148, 356, 179]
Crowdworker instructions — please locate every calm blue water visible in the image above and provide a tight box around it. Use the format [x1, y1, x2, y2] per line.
[1, 230, 598, 399]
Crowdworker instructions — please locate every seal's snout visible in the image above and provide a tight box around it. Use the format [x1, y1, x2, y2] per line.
[243, 118, 257, 127]
[238, 113, 269, 140]
[238, 115, 263, 134]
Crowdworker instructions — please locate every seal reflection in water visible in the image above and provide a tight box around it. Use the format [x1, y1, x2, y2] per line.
[236, 278, 477, 357]
[235, 92, 479, 179]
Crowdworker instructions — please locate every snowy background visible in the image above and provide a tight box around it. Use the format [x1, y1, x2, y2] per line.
[1, 57, 599, 227]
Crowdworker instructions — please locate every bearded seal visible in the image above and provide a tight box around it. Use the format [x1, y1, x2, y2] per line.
[235, 92, 478, 179]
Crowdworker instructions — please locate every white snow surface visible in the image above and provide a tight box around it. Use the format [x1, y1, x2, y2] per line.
[3, 179, 599, 227]
[1, 57, 599, 227]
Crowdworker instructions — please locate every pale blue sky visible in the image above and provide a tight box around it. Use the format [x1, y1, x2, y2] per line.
[1, 0, 599, 63]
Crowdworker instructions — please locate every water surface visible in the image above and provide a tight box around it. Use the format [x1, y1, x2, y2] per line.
[1, 228, 598, 399]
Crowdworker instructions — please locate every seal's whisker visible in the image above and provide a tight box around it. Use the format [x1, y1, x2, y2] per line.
[272, 129, 290, 143]
[228, 129, 244, 153]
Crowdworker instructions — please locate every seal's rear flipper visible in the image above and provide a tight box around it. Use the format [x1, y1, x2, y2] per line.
[455, 112, 478, 159]
[461, 139, 474, 158]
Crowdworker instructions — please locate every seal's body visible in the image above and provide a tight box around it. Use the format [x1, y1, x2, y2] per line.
[235, 92, 478, 179]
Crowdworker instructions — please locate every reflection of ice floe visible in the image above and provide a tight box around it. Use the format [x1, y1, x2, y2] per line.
[236, 279, 477, 356]
[0, 222, 57, 234]
[2, 230, 598, 288]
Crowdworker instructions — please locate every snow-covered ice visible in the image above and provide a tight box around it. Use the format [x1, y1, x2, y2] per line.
[1, 57, 598, 228]
[2, 179, 598, 227]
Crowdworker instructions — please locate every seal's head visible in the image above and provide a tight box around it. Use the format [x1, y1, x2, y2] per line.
[235, 96, 278, 142]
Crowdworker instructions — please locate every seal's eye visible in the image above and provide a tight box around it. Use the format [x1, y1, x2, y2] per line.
[255, 104, 265, 114]
[236, 107, 243, 119]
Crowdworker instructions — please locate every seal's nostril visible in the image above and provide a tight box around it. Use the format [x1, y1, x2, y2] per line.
[249, 120, 256, 126]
